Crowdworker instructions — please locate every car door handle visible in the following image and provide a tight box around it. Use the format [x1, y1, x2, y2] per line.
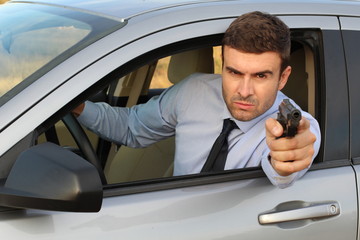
[258, 201, 340, 225]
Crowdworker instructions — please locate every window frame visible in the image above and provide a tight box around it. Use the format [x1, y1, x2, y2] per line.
[70, 30, 326, 195]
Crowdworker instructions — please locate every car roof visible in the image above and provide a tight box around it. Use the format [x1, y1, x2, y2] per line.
[10, 0, 231, 20]
[9, 0, 360, 21]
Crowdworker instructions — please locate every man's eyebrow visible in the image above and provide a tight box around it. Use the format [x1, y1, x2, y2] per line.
[225, 66, 274, 76]
[225, 66, 242, 74]
[255, 70, 274, 76]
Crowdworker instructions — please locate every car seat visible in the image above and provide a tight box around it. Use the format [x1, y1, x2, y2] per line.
[104, 47, 214, 183]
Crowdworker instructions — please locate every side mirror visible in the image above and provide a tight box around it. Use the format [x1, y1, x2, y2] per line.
[0, 142, 103, 212]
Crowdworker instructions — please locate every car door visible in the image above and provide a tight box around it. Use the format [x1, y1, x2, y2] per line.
[0, 14, 356, 240]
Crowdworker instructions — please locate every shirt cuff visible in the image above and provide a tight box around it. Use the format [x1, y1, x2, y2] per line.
[76, 101, 99, 128]
[261, 153, 297, 189]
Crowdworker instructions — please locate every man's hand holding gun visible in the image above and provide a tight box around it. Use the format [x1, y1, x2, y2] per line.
[265, 99, 317, 176]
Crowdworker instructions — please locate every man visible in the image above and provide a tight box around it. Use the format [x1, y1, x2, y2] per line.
[74, 11, 320, 188]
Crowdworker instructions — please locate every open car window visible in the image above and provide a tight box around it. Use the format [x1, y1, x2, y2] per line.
[102, 34, 319, 185]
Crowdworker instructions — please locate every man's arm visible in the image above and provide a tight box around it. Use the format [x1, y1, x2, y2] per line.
[71, 83, 182, 148]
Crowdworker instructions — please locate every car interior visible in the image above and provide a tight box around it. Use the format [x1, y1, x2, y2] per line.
[104, 40, 315, 184]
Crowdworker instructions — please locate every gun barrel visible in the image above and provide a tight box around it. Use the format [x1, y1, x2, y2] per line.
[277, 99, 302, 138]
[288, 108, 301, 120]
[280, 99, 301, 120]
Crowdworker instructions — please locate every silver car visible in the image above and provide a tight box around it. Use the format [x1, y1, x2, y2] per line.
[0, 0, 359, 239]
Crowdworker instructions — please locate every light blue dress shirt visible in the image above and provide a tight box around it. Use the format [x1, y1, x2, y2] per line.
[78, 73, 321, 188]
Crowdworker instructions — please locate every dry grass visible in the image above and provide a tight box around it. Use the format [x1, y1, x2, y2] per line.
[0, 26, 90, 96]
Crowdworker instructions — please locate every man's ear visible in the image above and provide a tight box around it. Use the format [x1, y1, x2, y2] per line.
[278, 66, 291, 90]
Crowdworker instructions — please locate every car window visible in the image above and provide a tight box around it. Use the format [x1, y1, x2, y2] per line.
[0, 7, 90, 97]
[0, 2, 125, 106]
[96, 34, 319, 185]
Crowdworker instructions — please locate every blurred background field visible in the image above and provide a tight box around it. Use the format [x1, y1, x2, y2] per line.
[0, 0, 8, 4]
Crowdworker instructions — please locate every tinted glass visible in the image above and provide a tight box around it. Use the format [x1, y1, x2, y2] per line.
[0, 2, 125, 104]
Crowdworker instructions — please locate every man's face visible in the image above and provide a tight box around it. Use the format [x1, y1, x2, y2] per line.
[222, 46, 291, 121]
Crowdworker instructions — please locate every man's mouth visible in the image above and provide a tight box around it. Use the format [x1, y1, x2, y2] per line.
[234, 101, 255, 110]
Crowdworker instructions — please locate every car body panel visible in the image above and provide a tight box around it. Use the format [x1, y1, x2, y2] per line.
[10, 0, 360, 19]
[0, 167, 357, 239]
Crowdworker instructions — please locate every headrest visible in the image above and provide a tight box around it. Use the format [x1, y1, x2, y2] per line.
[167, 48, 214, 84]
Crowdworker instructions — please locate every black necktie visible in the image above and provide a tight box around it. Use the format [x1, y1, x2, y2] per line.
[201, 119, 238, 172]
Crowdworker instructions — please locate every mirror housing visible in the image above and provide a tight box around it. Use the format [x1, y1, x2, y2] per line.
[0, 142, 103, 212]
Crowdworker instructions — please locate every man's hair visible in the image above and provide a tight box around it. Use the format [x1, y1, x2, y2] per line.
[222, 11, 291, 72]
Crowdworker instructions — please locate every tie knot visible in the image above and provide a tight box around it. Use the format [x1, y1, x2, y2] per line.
[222, 119, 238, 135]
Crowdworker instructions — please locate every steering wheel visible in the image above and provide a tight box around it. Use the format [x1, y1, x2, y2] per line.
[62, 113, 107, 184]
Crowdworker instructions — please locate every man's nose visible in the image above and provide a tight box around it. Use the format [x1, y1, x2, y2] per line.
[237, 76, 254, 97]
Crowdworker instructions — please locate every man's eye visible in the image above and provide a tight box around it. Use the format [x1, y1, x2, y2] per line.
[228, 69, 237, 75]
[228, 69, 242, 76]
[257, 73, 266, 78]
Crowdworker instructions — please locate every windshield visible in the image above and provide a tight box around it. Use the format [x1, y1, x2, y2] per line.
[0, 2, 125, 104]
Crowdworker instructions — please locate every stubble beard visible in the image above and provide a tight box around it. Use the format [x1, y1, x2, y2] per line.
[225, 94, 275, 122]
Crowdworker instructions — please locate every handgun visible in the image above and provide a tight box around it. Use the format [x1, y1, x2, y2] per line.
[276, 99, 302, 138]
